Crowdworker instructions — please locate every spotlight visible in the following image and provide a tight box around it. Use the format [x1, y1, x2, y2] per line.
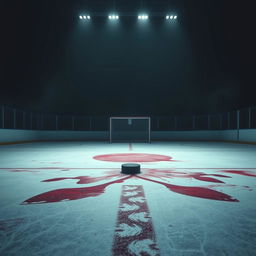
[166, 14, 177, 21]
[138, 14, 148, 20]
[79, 15, 91, 20]
[109, 14, 119, 20]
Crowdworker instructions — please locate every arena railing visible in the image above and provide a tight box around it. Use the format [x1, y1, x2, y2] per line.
[0, 106, 256, 131]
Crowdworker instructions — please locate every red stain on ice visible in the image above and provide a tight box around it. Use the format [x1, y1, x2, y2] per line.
[93, 153, 176, 162]
[219, 170, 256, 177]
[43, 174, 121, 184]
[137, 176, 239, 202]
[22, 169, 246, 204]
[9, 169, 39, 173]
[113, 185, 159, 256]
[21, 176, 131, 204]
[144, 169, 231, 183]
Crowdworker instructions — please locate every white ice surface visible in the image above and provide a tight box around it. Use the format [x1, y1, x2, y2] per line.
[0, 141, 256, 255]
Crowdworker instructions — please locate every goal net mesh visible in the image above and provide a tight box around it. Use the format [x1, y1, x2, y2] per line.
[110, 117, 150, 143]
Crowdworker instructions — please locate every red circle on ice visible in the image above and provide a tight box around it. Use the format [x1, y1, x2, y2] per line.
[93, 153, 174, 162]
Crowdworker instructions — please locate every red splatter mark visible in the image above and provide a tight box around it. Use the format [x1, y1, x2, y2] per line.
[8, 170, 39, 173]
[21, 176, 131, 204]
[113, 185, 159, 256]
[144, 169, 231, 183]
[93, 153, 176, 162]
[0, 218, 24, 231]
[219, 170, 256, 177]
[137, 176, 239, 202]
[43, 174, 121, 184]
[22, 169, 248, 204]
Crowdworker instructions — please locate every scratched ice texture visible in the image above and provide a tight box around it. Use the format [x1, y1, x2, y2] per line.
[0, 142, 256, 255]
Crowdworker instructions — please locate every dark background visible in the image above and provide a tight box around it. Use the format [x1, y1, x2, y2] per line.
[1, 0, 255, 116]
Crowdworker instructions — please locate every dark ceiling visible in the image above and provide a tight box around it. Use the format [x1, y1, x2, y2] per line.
[1, 0, 255, 115]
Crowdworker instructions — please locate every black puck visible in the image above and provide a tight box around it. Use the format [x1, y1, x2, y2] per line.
[121, 163, 141, 175]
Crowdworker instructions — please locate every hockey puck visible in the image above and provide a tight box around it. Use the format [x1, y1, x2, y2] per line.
[121, 163, 141, 175]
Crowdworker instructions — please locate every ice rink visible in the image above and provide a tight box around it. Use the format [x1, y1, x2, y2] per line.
[0, 141, 256, 256]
